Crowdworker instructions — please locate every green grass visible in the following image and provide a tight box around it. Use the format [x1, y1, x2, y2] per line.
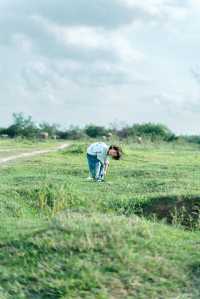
[0, 140, 200, 298]
[0, 139, 61, 159]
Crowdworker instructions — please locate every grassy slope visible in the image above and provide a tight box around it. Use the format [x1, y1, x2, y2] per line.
[0, 141, 200, 298]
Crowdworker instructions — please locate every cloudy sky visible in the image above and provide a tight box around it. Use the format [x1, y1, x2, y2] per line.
[0, 0, 200, 133]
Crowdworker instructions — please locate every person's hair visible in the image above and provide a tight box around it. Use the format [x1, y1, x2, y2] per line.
[109, 145, 122, 160]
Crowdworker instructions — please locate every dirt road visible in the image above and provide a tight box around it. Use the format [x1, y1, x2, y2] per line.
[0, 143, 70, 165]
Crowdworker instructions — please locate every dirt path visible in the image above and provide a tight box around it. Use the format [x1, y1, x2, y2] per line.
[0, 143, 70, 165]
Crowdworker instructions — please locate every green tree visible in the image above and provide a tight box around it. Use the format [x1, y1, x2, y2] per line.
[6, 113, 38, 138]
[117, 123, 176, 141]
[85, 125, 108, 138]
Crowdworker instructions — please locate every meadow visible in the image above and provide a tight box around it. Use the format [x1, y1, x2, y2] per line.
[0, 139, 200, 299]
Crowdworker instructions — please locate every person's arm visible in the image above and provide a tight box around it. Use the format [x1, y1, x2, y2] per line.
[96, 144, 109, 165]
[104, 160, 110, 176]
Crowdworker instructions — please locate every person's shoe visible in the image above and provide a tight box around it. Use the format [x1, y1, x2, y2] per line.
[86, 176, 94, 181]
[96, 179, 104, 183]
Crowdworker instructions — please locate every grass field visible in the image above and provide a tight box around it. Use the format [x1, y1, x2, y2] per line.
[0, 139, 60, 159]
[0, 140, 200, 298]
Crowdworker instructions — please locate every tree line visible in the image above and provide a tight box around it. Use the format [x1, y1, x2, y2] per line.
[0, 113, 199, 144]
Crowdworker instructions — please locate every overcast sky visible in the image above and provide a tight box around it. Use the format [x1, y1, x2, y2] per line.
[0, 0, 200, 133]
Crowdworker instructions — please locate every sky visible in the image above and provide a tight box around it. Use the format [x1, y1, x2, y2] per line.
[0, 0, 200, 134]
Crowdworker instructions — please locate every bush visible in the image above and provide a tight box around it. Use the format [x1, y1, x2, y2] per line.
[64, 144, 86, 154]
[85, 125, 108, 138]
[57, 126, 85, 140]
[181, 135, 200, 144]
[117, 123, 175, 141]
[57, 130, 70, 139]
[68, 127, 85, 140]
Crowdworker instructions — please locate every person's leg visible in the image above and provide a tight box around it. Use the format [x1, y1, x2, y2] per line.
[96, 163, 105, 181]
[87, 154, 103, 180]
[87, 154, 104, 181]
[87, 154, 96, 179]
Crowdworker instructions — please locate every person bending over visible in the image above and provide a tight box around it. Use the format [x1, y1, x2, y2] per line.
[86, 142, 122, 182]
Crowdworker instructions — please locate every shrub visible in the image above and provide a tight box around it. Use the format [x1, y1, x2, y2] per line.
[117, 123, 175, 141]
[181, 135, 200, 144]
[85, 125, 108, 138]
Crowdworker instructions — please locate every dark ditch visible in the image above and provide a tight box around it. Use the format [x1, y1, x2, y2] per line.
[135, 195, 200, 230]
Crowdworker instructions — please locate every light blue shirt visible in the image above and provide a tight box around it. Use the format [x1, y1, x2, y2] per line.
[87, 142, 109, 165]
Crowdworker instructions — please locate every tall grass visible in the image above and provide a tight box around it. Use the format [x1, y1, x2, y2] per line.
[15, 182, 85, 216]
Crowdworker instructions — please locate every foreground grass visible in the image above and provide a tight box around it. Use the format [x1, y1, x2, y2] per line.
[0, 141, 200, 298]
[1, 214, 200, 299]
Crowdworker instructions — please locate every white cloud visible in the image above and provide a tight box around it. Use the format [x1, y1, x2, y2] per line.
[50, 25, 105, 49]
[191, 66, 200, 88]
[0, 0, 200, 133]
[28, 16, 146, 86]
[43, 19, 144, 63]
[153, 90, 200, 113]
[121, 0, 189, 19]
[12, 34, 33, 53]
